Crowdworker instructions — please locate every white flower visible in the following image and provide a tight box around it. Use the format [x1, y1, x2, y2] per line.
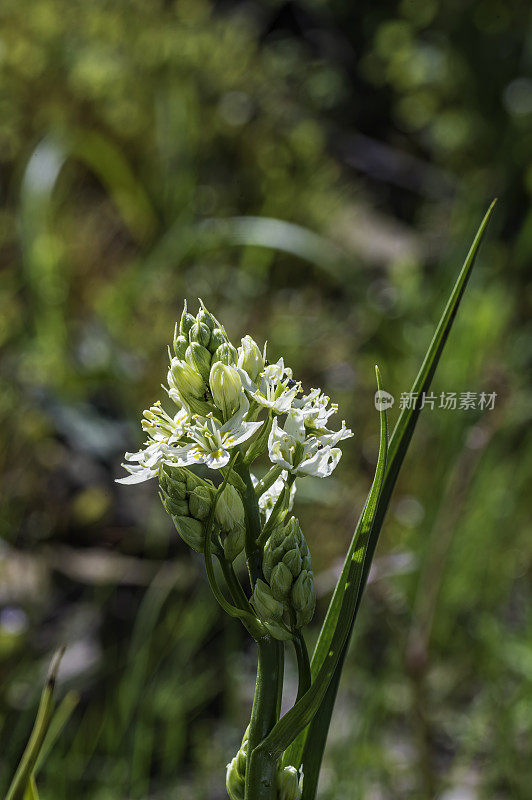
[117, 403, 190, 484]
[169, 406, 263, 470]
[268, 410, 343, 478]
[258, 471, 296, 520]
[241, 358, 300, 414]
[293, 389, 338, 432]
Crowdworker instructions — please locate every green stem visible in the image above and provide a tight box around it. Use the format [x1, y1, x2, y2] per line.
[245, 637, 283, 800]
[292, 631, 311, 704]
[219, 558, 254, 616]
[235, 456, 263, 586]
[254, 465, 283, 498]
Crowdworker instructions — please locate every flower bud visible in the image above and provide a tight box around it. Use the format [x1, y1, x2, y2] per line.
[291, 570, 316, 628]
[282, 548, 303, 578]
[251, 579, 284, 621]
[261, 516, 315, 631]
[226, 737, 247, 800]
[189, 485, 213, 521]
[160, 488, 189, 519]
[185, 343, 212, 383]
[173, 333, 188, 359]
[209, 327, 227, 354]
[237, 335, 264, 382]
[173, 515, 205, 552]
[226, 757, 245, 800]
[189, 320, 211, 348]
[159, 466, 187, 502]
[270, 561, 293, 601]
[277, 766, 302, 800]
[223, 526, 245, 561]
[214, 342, 237, 366]
[215, 484, 245, 532]
[179, 301, 195, 336]
[168, 358, 204, 400]
[197, 300, 217, 330]
[210, 362, 243, 420]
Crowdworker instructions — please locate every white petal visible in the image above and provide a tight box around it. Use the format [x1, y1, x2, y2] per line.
[204, 450, 231, 469]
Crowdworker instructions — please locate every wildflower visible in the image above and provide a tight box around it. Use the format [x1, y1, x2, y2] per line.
[116, 404, 189, 484]
[243, 358, 300, 414]
[173, 407, 263, 470]
[268, 409, 346, 478]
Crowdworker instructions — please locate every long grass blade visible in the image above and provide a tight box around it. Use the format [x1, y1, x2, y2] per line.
[5, 648, 65, 800]
[296, 200, 497, 799]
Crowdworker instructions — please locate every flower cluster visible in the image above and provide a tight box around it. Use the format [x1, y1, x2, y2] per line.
[118, 301, 353, 795]
[117, 300, 352, 490]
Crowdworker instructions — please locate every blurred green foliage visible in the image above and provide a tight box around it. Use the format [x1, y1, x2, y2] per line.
[0, 1, 530, 798]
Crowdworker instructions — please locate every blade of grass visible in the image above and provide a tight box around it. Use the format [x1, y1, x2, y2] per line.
[296, 200, 497, 799]
[5, 648, 65, 800]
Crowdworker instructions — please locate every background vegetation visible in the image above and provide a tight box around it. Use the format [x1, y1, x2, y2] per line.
[1, 1, 530, 798]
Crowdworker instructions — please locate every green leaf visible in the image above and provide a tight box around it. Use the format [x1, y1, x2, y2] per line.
[5, 648, 65, 800]
[296, 200, 497, 799]
[22, 776, 39, 800]
[251, 367, 388, 762]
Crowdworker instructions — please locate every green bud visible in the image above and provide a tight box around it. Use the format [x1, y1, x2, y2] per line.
[223, 526, 245, 561]
[185, 470, 205, 492]
[168, 358, 205, 400]
[214, 342, 238, 366]
[189, 320, 211, 348]
[278, 766, 302, 800]
[172, 515, 204, 552]
[264, 620, 293, 641]
[235, 739, 247, 775]
[270, 561, 293, 601]
[252, 579, 284, 621]
[291, 570, 316, 628]
[210, 361, 243, 420]
[179, 301, 195, 336]
[189, 485, 213, 521]
[283, 548, 302, 578]
[208, 327, 227, 354]
[185, 343, 212, 383]
[226, 756, 245, 800]
[173, 333, 188, 359]
[215, 484, 245, 532]
[237, 335, 264, 382]
[197, 299, 217, 330]
[161, 493, 189, 517]
[159, 466, 187, 502]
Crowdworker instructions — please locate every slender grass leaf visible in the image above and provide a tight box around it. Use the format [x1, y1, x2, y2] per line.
[296, 200, 497, 799]
[22, 777, 39, 800]
[5, 648, 64, 800]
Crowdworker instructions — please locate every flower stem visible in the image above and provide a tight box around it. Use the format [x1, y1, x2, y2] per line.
[245, 636, 282, 800]
[292, 631, 311, 703]
[254, 465, 283, 498]
[235, 456, 263, 586]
